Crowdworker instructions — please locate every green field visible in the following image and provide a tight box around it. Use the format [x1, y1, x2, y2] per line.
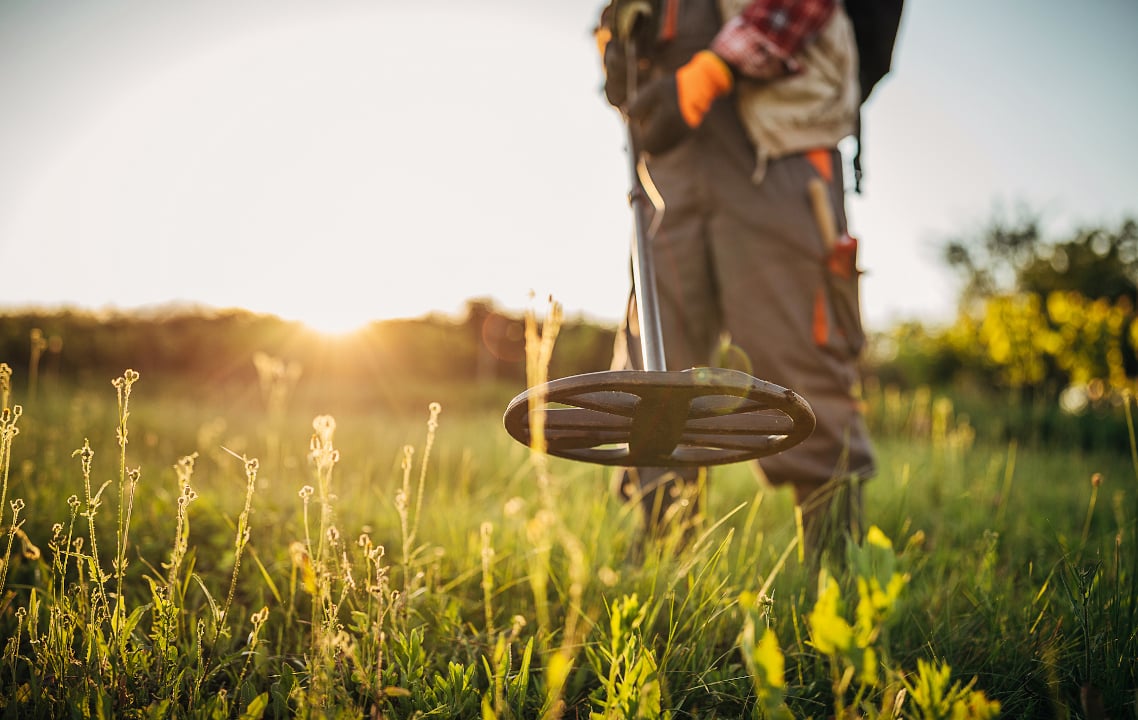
[0, 357, 1134, 719]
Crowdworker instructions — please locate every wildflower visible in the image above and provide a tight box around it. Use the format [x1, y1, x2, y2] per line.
[808, 570, 853, 655]
[752, 626, 786, 690]
[866, 525, 893, 550]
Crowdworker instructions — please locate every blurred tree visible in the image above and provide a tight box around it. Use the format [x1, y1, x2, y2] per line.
[942, 214, 1138, 307]
[1019, 220, 1138, 304]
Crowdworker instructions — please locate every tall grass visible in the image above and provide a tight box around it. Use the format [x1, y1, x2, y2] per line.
[0, 327, 1134, 718]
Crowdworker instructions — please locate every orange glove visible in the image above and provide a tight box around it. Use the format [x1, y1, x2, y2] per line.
[627, 50, 734, 154]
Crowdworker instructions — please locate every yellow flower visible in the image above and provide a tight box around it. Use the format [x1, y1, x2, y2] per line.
[866, 525, 893, 550]
[809, 571, 853, 655]
[753, 627, 786, 690]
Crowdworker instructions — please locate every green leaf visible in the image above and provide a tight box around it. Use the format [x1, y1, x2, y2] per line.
[238, 692, 269, 720]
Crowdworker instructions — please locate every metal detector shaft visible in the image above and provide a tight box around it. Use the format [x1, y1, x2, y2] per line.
[625, 41, 667, 372]
[628, 134, 667, 372]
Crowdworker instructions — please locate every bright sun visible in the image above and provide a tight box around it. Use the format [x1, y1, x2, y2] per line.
[290, 306, 375, 337]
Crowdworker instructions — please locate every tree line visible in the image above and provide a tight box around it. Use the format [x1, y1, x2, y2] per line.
[3, 213, 1136, 446]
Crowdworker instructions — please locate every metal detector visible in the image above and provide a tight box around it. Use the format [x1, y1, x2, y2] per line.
[502, 34, 816, 468]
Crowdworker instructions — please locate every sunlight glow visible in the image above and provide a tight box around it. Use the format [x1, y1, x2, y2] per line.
[292, 309, 372, 338]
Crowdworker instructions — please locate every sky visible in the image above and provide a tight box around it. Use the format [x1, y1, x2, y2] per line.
[1, 0, 1136, 335]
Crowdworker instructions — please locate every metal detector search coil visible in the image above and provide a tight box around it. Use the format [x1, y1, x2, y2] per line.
[503, 367, 815, 467]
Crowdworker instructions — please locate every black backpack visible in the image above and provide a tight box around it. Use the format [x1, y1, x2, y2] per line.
[844, 0, 904, 190]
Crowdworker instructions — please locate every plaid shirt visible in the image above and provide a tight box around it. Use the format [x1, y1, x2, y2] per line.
[711, 0, 835, 79]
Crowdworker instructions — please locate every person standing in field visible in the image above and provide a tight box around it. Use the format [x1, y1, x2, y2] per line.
[597, 0, 891, 556]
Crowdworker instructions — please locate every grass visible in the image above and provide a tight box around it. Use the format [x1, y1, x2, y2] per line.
[0, 339, 1135, 718]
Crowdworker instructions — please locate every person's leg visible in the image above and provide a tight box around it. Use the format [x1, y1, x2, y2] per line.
[708, 149, 875, 558]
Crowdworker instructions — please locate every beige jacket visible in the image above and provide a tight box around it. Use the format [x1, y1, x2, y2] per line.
[718, 0, 860, 183]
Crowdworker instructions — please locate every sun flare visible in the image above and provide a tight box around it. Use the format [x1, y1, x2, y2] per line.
[292, 308, 374, 338]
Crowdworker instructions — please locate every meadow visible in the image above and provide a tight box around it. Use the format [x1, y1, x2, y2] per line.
[0, 317, 1135, 718]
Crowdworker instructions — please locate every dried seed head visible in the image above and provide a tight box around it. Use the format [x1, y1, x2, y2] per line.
[503, 497, 525, 518]
[299, 485, 315, 501]
[73, 441, 94, 464]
